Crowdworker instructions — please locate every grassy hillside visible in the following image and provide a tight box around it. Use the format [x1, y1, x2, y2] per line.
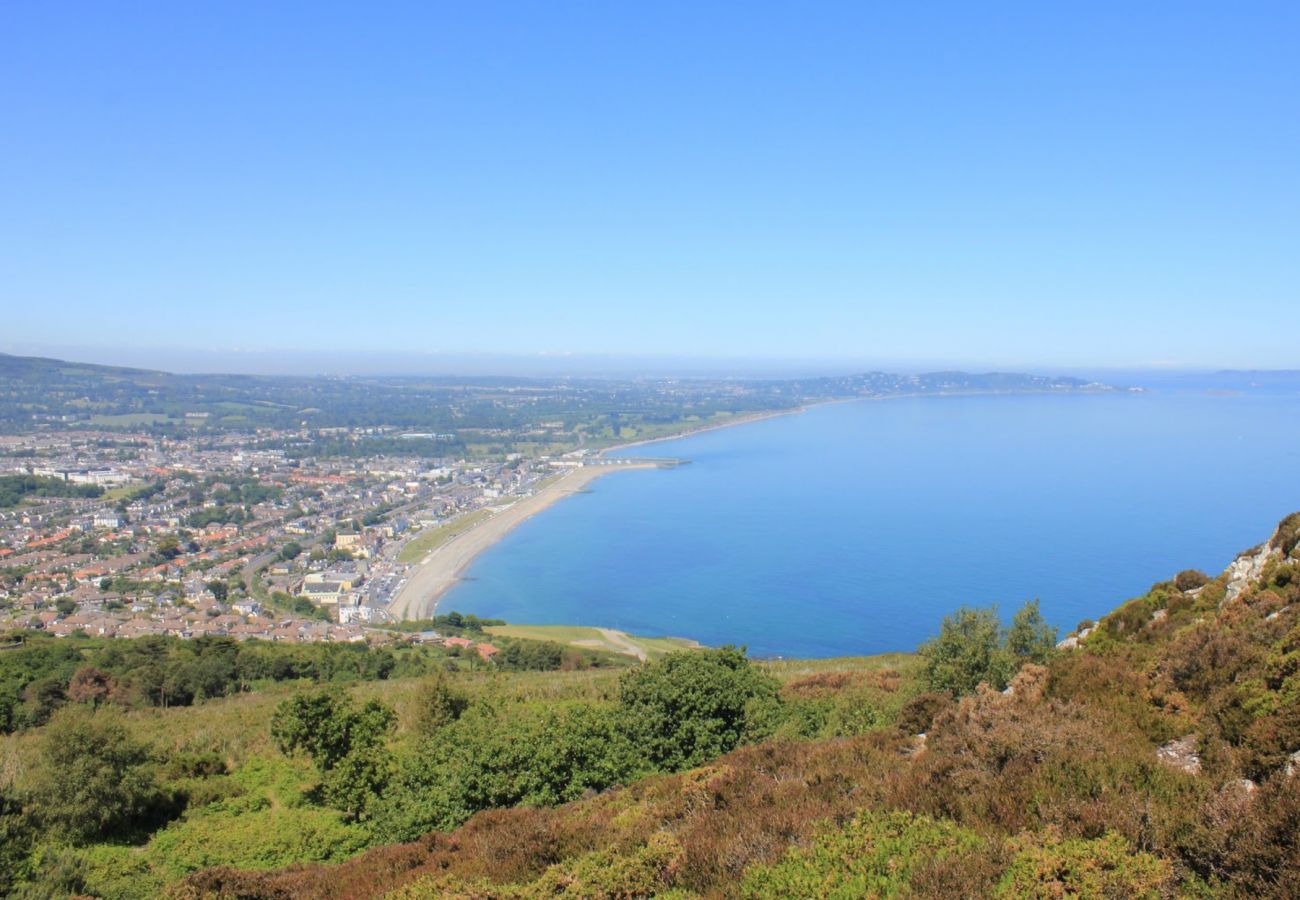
[0, 632, 919, 898]
[3, 513, 1299, 897]
[175, 513, 1300, 899]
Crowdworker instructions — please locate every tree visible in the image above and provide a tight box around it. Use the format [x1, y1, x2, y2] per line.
[412, 671, 469, 738]
[272, 691, 396, 819]
[0, 786, 32, 896]
[1004, 599, 1057, 664]
[67, 666, 117, 708]
[54, 597, 77, 618]
[921, 606, 1012, 695]
[22, 676, 67, 727]
[922, 601, 1058, 695]
[29, 708, 168, 843]
[279, 541, 303, 561]
[617, 647, 780, 772]
[206, 581, 228, 602]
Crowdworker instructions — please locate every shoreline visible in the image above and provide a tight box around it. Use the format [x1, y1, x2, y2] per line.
[387, 462, 656, 621]
[595, 385, 1117, 458]
[598, 404, 813, 457]
[388, 386, 1121, 623]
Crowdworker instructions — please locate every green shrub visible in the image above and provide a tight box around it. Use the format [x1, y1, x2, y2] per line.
[271, 691, 396, 820]
[740, 810, 986, 898]
[28, 707, 172, 844]
[410, 671, 469, 737]
[145, 805, 371, 878]
[1269, 512, 1300, 557]
[618, 647, 780, 771]
[995, 830, 1175, 898]
[1174, 569, 1211, 592]
[922, 600, 1058, 696]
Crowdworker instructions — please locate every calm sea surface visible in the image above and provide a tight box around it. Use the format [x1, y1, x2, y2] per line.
[445, 390, 1300, 658]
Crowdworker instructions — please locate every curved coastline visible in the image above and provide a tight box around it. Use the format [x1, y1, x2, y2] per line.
[387, 463, 656, 621]
[597, 405, 812, 457]
[386, 406, 817, 622]
[387, 389, 1121, 624]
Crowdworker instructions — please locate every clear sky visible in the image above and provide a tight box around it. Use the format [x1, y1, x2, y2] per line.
[2, 2, 1297, 373]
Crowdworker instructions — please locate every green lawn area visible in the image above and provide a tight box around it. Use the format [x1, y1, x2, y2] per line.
[485, 624, 703, 660]
[397, 509, 495, 564]
[486, 624, 609, 644]
[88, 412, 175, 426]
[100, 481, 147, 501]
[628, 634, 706, 656]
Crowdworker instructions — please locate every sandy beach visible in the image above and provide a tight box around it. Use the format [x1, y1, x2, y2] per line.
[388, 462, 656, 620]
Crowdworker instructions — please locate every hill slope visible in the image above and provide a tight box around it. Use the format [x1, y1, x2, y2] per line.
[175, 514, 1300, 899]
[0, 350, 1111, 434]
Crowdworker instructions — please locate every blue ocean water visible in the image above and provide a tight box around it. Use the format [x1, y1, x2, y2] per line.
[446, 390, 1300, 658]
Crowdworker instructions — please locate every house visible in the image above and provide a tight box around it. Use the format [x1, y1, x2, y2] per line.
[300, 580, 343, 606]
[334, 528, 363, 551]
[93, 511, 122, 529]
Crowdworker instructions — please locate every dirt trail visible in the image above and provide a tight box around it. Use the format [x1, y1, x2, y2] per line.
[597, 627, 646, 661]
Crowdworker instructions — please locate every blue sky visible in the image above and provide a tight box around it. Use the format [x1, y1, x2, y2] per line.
[2, 2, 1297, 373]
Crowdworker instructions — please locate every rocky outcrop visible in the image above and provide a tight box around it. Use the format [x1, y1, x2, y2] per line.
[1056, 624, 1095, 651]
[1224, 542, 1280, 604]
[1156, 735, 1201, 775]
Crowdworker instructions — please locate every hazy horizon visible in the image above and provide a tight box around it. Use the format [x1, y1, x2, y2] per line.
[5, 340, 1298, 383]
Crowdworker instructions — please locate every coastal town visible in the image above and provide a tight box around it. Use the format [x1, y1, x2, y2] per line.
[0, 354, 1115, 650]
[0, 422, 620, 649]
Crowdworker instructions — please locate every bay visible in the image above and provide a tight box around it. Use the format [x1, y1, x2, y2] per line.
[445, 390, 1300, 658]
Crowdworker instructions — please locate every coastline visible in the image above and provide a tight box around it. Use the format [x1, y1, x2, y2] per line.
[388, 387, 1121, 623]
[594, 385, 1111, 459]
[388, 462, 656, 621]
[598, 404, 813, 457]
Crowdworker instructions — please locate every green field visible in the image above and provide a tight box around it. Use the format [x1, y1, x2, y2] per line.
[396, 508, 496, 564]
[99, 481, 146, 501]
[87, 412, 175, 426]
[486, 623, 702, 660]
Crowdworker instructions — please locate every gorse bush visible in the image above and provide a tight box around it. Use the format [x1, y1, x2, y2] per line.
[1269, 511, 1300, 557]
[1175, 568, 1211, 592]
[995, 830, 1176, 898]
[740, 810, 988, 898]
[409, 671, 469, 737]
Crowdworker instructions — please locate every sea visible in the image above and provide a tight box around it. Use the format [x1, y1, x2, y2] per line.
[445, 386, 1300, 658]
